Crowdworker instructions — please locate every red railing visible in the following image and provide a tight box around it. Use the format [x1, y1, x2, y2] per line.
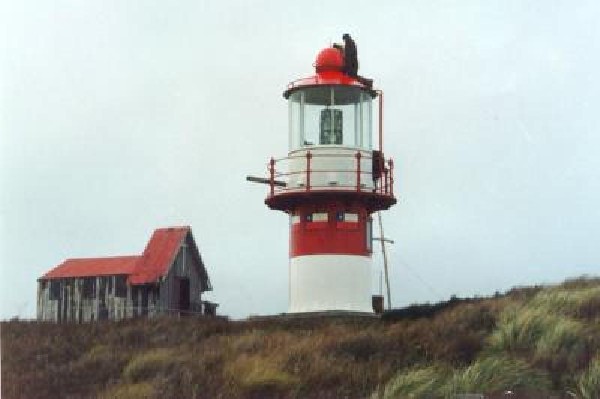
[267, 151, 395, 197]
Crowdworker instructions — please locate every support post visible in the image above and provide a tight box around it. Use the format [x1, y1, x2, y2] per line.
[384, 169, 389, 195]
[389, 159, 394, 196]
[377, 90, 384, 153]
[269, 158, 275, 197]
[306, 151, 312, 192]
[356, 152, 362, 192]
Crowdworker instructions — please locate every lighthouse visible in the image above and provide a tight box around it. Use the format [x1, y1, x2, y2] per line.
[261, 45, 397, 313]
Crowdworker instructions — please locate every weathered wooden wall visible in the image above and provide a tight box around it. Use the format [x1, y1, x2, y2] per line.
[37, 275, 145, 323]
[37, 233, 210, 322]
[158, 233, 208, 315]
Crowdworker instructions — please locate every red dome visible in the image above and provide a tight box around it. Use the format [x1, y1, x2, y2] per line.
[314, 47, 344, 73]
[283, 46, 376, 99]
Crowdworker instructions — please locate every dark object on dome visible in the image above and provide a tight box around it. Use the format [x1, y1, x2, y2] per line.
[340, 34, 373, 89]
[342, 34, 358, 77]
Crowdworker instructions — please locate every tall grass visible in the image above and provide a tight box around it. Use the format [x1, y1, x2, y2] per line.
[573, 356, 600, 399]
[99, 382, 155, 399]
[377, 356, 550, 398]
[444, 356, 550, 395]
[122, 348, 181, 383]
[529, 286, 600, 320]
[225, 353, 299, 393]
[489, 285, 596, 381]
[2, 277, 598, 398]
[375, 365, 449, 399]
[489, 307, 587, 361]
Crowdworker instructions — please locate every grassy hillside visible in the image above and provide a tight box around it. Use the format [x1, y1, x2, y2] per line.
[2, 277, 599, 398]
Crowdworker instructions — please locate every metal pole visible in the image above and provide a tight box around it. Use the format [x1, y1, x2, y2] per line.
[306, 151, 312, 192]
[377, 211, 391, 310]
[356, 152, 361, 192]
[377, 90, 384, 153]
[269, 158, 275, 196]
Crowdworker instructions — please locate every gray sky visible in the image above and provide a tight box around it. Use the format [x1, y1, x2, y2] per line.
[2, 1, 599, 319]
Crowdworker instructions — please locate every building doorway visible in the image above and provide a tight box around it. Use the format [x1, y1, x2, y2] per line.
[178, 278, 190, 315]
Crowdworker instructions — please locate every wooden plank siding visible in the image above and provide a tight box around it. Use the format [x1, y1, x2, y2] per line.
[37, 233, 210, 322]
[157, 233, 207, 315]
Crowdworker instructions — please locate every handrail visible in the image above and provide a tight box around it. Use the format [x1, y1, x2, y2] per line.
[266, 150, 395, 198]
[274, 151, 375, 163]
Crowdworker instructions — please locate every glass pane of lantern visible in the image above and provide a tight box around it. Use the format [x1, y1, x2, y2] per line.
[288, 91, 303, 151]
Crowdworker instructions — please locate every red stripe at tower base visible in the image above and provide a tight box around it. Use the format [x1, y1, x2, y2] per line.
[290, 204, 371, 257]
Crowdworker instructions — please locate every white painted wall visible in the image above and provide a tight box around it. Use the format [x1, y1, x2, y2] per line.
[289, 254, 372, 313]
[283, 147, 375, 192]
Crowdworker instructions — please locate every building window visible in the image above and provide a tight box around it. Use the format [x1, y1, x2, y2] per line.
[115, 276, 127, 298]
[49, 281, 61, 300]
[82, 278, 96, 299]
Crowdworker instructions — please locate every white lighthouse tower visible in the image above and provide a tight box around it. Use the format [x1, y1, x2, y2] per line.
[262, 46, 397, 313]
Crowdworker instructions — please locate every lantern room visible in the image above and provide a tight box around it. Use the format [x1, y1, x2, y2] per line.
[286, 86, 374, 151]
[263, 46, 396, 213]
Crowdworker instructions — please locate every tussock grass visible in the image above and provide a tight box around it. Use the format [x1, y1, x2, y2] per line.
[489, 307, 551, 353]
[99, 382, 155, 399]
[573, 356, 600, 399]
[489, 307, 587, 359]
[377, 356, 550, 398]
[529, 285, 600, 320]
[489, 285, 596, 380]
[122, 348, 181, 383]
[444, 356, 551, 395]
[225, 353, 299, 392]
[376, 366, 449, 398]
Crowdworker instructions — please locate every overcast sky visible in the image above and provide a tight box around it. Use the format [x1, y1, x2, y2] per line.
[2, 1, 599, 319]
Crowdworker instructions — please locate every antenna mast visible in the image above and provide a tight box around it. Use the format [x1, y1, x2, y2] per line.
[377, 211, 392, 309]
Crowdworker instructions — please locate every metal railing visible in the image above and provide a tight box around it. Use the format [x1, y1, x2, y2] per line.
[267, 150, 394, 197]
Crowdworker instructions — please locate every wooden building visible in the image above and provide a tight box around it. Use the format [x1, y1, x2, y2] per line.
[37, 226, 216, 322]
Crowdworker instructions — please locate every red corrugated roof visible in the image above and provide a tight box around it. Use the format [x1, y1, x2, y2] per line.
[40, 226, 192, 286]
[42, 256, 140, 279]
[128, 227, 189, 285]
